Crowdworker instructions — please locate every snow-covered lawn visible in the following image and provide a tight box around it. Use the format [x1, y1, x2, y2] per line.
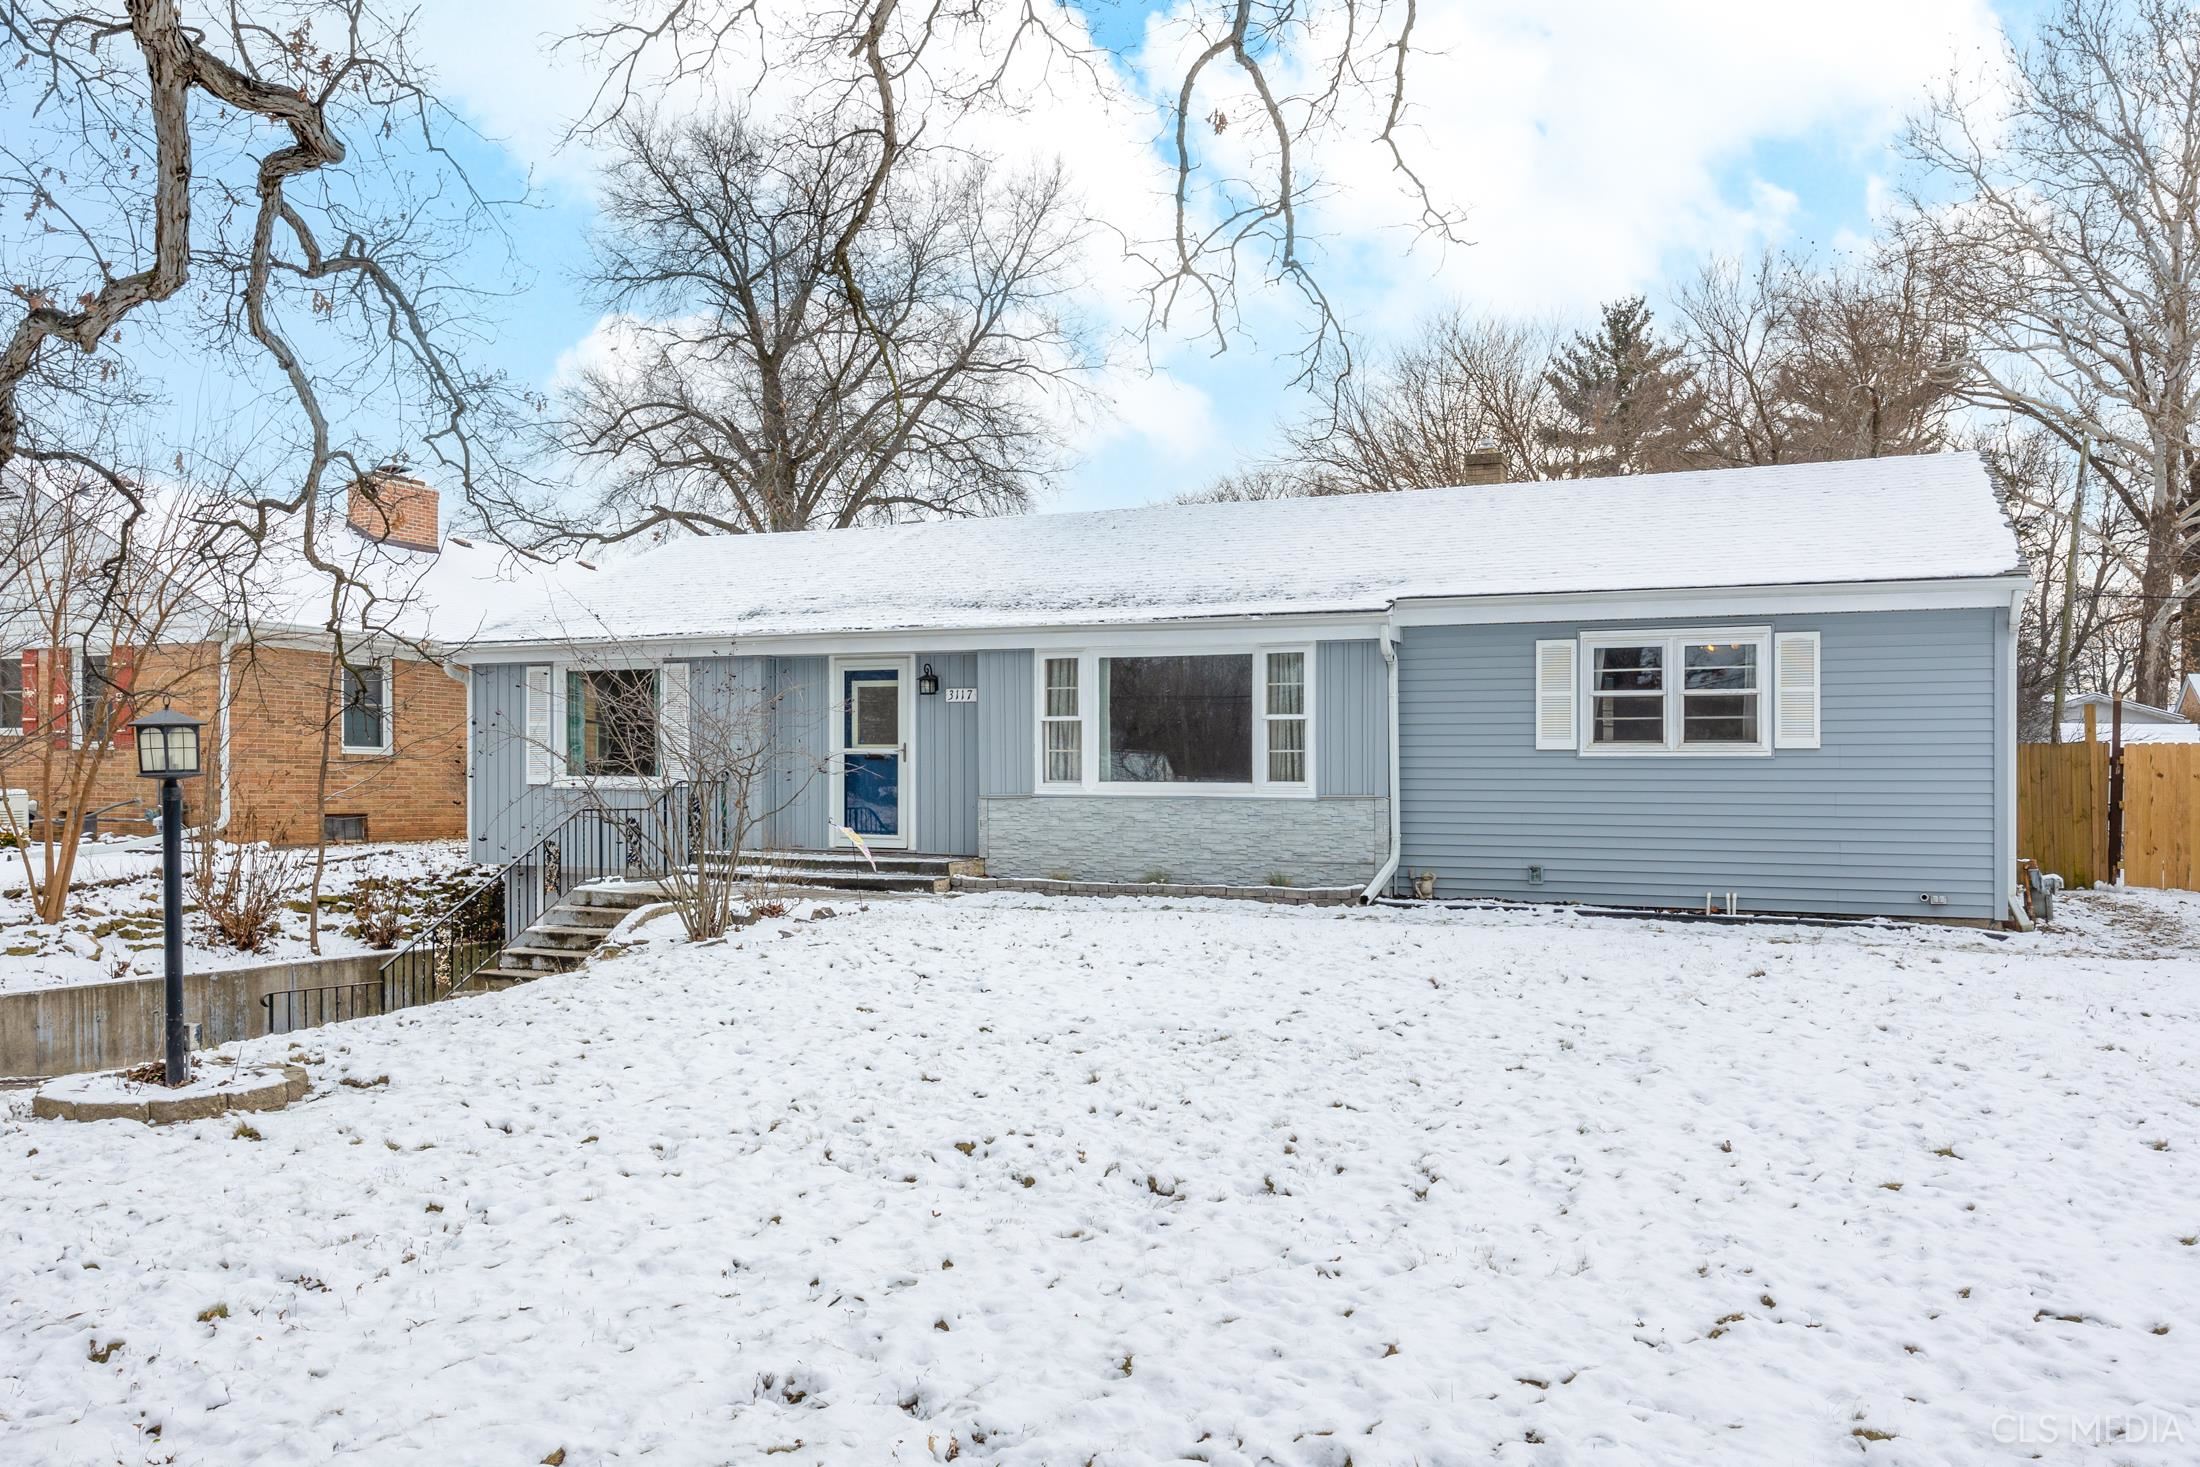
[0, 839, 479, 995]
[4, 892, 2197, 1464]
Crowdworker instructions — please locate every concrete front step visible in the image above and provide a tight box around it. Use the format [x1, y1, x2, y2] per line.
[705, 848, 971, 876]
[462, 881, 660, 993]
[702, 864, 950, 895]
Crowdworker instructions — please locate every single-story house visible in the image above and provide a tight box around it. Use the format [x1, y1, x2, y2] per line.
[457, 451, 2030, 924]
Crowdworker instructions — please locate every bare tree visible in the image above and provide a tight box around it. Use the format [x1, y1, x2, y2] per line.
[561, 0, 1465, 390]
[553, 106, 1093, 543]
[0, 462, 232, 922]
[1680, 248, 1965, 468]
[1901, 0, 2200, 702]
[1982, 424, 2144, 738]
[0, 1, 527, 592]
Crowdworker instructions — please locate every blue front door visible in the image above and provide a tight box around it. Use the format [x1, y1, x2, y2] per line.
[840, 666, 904, 843]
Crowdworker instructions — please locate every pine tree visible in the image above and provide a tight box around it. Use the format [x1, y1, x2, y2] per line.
[1540, 296, 1708, 476]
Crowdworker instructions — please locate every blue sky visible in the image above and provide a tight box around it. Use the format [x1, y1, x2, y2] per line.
[49, 0, 2045, 523]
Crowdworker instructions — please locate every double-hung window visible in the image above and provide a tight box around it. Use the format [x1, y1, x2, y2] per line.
[1264, 651, 1307, 783]
[1042, 657, 1081, 784]
[341, 660, 390, 753]
[1038, 646, 1313, 791]
[0, 656, 20, 735]
[1581, 629, 1769, 753]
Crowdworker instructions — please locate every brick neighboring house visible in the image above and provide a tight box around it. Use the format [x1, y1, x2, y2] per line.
[1, 472, 535, 846]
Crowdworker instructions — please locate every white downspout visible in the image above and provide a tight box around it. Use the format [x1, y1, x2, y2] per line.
[1360, 620, 1402, 903]
[2004, 584, 2033, 930]
[212, 632, 242, 834]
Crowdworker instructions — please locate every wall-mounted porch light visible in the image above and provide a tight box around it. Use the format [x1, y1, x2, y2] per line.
[917, 663, 940, 696]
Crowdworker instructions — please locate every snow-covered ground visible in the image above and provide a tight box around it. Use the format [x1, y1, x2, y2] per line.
[3, 890, 2197, 1464]
[0, 840, 480, 995]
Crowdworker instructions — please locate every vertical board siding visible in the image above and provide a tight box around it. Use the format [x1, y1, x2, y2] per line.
[470, 660, 660, 868]
[1316, 639, 1389, 798]
[914, 652, 981, 854]
[767, 656, 830, 850]
[976, 649, 1035, 796]
[1397, 609, 2004, 919]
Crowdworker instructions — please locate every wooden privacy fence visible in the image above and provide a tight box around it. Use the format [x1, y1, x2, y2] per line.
[2123, 745, 2200, 891]
[2019, 741, 2109, 888]
[2019, 740, 2200, 892]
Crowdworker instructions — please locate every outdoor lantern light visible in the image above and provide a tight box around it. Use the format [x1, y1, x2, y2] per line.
[133, 706, 204, 780]
[131, 705, 204, 1087]
[917, 663, 940, 696]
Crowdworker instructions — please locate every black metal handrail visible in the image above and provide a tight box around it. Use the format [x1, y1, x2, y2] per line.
[258, 780, 731, 1037]
[262, 980, 386, 1035]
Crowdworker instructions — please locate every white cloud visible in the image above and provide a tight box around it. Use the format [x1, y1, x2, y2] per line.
[407, 1, 2011, 502]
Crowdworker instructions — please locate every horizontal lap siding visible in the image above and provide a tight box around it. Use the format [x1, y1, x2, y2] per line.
[1398, 609, 2002, 919]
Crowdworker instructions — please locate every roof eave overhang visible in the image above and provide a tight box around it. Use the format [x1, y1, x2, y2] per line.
[1388, 573, 2034, 627]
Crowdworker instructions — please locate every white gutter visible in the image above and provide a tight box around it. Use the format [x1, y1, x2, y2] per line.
[1360, 621, 1403, 903]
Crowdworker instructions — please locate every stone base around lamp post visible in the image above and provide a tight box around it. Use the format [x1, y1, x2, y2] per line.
[31, 1057, 308, 1125]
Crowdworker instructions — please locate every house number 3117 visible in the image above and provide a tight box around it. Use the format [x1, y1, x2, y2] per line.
[943, 687, 977, 703]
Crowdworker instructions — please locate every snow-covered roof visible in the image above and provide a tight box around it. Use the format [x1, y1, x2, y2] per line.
[2056, 693, 2191, 727]
[474, 452, 2025, 648]
[241, 524, 569, 649]
[2057, 721, 2200, 744]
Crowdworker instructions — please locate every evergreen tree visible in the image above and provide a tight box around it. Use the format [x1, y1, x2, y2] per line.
[1540, 297, 1708, 475]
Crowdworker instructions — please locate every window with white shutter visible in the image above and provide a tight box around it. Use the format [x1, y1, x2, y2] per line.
[524, 666, 556, 784]
[1773, 631, 1822, 749]
[1534, 640, 1578, 750]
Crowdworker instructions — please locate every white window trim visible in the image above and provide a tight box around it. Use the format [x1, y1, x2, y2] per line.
[1030, 641, 1318, 797]
[339, 658, 394, 756]
[549, 657, 669, 789]
[828, 654, 916, 850]
[1576, 626, 1773, 758]
[1039, 655, 1082, 788]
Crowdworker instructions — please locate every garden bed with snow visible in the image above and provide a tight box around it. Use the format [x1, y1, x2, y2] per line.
[0, 839, 481, 996]
[2, 890, 2195, 1462]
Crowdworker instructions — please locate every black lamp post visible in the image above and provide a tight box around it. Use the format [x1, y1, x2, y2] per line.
[132, 707, 204, 1087]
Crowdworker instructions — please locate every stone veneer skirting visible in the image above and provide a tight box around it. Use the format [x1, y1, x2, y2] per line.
[978, 795, 1388, 889]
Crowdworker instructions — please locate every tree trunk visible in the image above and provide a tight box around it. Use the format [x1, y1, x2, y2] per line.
[2137, 498, 2182, 706]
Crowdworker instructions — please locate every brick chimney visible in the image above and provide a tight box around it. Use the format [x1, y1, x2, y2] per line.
[1456, 448, 1506, 486]
[348, 467, 439, 552]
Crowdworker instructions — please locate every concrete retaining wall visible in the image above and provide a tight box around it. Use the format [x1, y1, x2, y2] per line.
[0, 953, 386, 1081]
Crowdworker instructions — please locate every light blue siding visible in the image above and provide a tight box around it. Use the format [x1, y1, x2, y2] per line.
[766, 656, 830, 849]
[467, 662, 658, 866]
[1317, 639, 1388, 798]
[1395, 608, 2005, 919]
[471, 651, 987, 858]
[976, 649, 1034, 796]
[914, 653, 980, 854]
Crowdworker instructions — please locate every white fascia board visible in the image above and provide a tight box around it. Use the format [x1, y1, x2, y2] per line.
[1390, 575, 2033, 627]
[450, 611, 1392, 666]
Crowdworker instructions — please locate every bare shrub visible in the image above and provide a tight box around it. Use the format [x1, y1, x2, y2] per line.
[347, 877, 404, 950]
[191, 834, 306, 953]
